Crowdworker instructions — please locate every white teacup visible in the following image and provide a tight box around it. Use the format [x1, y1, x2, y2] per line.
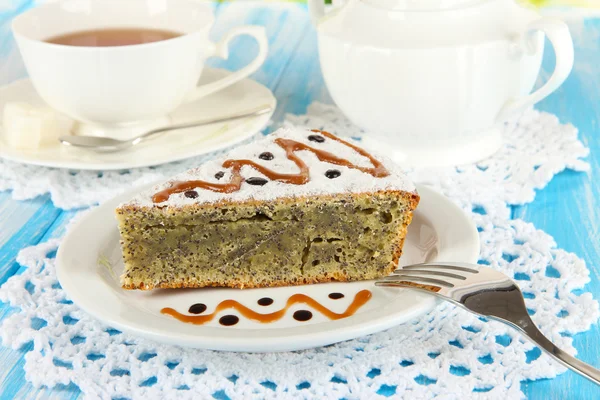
[12, 0, 268, 135]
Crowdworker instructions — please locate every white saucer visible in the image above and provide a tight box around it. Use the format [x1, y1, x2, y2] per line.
[56, 184, 479, 352]
[0, 68, 276, 170]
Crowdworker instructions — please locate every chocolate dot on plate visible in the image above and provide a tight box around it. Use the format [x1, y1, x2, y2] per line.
[257, 297, 274, 306]
[219, 315, 239, 326]
[328, 292, 345, 300]
[184, 190, 199, 199]
[259, 152, 274, 161]
[188, 303, 207, 314]
[325, 169, 341, 179]
[308, 134, 325, 143]
[214, 171, 225, 180]
[246, 177, 268, 186]
[293, 310, 313, 322]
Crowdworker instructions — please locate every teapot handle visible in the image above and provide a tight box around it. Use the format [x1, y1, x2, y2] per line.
[496, 17, 574, 122]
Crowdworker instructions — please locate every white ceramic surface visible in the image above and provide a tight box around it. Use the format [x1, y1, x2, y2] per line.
[11, 0, 268, 131]
[309, 0, 574, 167]
[0, 68, 276, 170]
[56, 184, 479, 352]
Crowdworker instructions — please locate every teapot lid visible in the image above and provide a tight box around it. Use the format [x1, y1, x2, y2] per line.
[361, 0, 487, 11]
[316, 0, 539, 48]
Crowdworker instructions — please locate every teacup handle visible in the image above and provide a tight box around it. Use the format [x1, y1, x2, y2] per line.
[496, 18, 574, 122]
[184, 26, 268, 103]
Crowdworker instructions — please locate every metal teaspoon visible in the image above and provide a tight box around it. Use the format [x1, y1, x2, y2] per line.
[59, 104, 272, 153]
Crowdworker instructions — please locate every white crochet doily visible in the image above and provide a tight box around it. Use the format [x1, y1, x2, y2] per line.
[0, 103, 598, 399]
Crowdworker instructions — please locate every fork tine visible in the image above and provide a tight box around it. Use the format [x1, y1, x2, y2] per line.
[376, 277, 445, 293]
[395, 263, 479, 274]
[391, 269, 467, 281]
[380, 274, 454, 288]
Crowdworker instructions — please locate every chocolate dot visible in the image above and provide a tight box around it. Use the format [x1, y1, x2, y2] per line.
[328, 293, 345, 300]
[188, 303, 207, 314]
[219, 315, 239, 326]
[184, 190, 198, 199]
[246, 177, 268, 186]
[214, 171, 225, 180]
[308, 134, 325, 143]
[293, 310, 313, 321]
[325, 169, 341, 179]
[259, 152, 274, 161]
[257, 297, 274, 306]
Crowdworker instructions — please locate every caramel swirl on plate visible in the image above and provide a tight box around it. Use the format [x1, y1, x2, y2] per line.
[161, 289, 372, 325]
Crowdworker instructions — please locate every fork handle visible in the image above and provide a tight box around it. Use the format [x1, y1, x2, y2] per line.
[514, 317, 600, 385]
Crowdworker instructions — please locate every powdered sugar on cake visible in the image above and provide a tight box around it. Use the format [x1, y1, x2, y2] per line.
[123, 127, 416, 208]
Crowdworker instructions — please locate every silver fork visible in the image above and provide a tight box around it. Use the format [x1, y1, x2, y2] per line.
[376, 262, 600, 385]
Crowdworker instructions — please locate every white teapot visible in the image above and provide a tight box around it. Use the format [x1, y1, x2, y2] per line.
[309, 0, 573, 166]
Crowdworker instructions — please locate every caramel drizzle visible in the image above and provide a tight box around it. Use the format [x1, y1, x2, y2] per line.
[152, 130, 389, 203]
[160, 289, 372, 325]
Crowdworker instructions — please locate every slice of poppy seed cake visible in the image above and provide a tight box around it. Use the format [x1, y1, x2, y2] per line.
[116, 128, 419, 290]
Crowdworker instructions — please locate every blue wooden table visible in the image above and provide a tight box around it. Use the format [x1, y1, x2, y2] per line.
[1, 2, 599, 399]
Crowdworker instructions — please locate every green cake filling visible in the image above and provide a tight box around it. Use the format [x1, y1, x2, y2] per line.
[116, 191, 416, 290]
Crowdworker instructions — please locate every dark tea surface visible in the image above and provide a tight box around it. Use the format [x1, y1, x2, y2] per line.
[46, 28, 182, 47]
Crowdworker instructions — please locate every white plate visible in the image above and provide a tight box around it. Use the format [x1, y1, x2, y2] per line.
[0, 68, 275, 170]
[56, 184, 479, 352]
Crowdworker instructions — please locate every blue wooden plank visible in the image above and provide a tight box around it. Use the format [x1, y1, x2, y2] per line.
[207, 2, 309, 90]
[0, 211, 79, 400]
[515, 17, 600, 400]
[0, 193, 46, 247]
[0, 199, 62, 286]
[0, 205, 67, 398]
[0, 0, 76, 397]
[0, 0, 33, 85]
[269, 19, 332, 124]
